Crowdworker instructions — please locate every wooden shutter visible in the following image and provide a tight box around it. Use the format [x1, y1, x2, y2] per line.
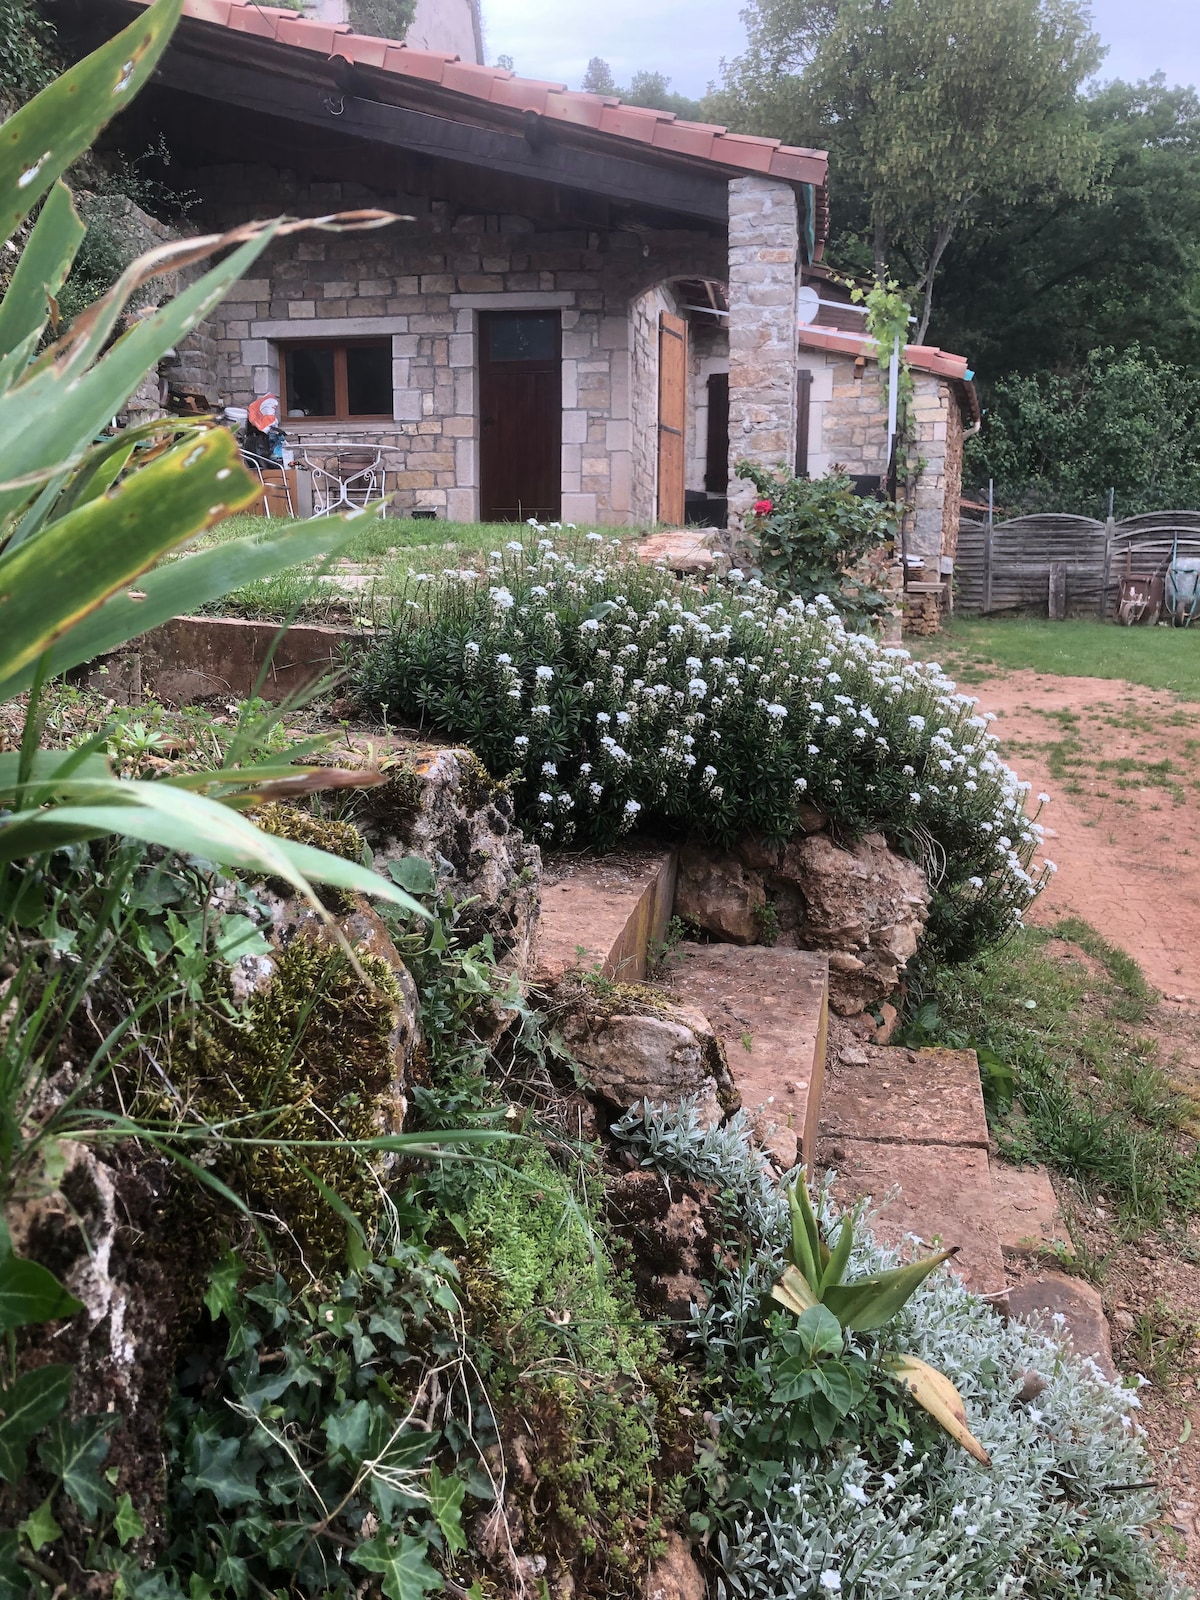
[657, 311, 688, 526]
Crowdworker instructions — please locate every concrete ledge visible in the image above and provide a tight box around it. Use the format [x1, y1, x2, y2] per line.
[533, 845, 679, 986]
[825, 1139, 1007, 1298]
[133, 615, 373, 705]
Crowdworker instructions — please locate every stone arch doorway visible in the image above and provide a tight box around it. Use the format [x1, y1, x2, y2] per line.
[628, 276, 729, 527]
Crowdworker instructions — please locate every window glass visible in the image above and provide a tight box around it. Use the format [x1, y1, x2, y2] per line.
[345, 341, 392, 416]
[487, 314, 558, 362]
[284, 345, 335, 417]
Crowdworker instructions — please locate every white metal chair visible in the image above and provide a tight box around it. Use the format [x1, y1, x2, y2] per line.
[301, 444, 388, 515]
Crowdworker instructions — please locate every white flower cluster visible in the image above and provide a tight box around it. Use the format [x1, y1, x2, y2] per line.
[360, 534, 1052, 945]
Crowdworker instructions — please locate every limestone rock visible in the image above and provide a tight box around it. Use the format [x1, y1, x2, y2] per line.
[645, 1533, 706, 1600]
[673, 830, 928, 1015]
[777, 831, 929, 1015]
[674, 842, 764, 944]
[559, 988, 735, 1125]
[355, 745, 541, 976]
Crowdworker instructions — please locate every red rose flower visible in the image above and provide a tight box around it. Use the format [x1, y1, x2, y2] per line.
[753, 498, 774, 516]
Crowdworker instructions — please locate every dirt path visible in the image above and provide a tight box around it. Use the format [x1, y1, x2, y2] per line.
[964, 667, 1200, 1575]
[973, 670, 1200, 997]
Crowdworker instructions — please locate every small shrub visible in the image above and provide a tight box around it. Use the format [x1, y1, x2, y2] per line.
[615, 1102, 1180, 1600]
[357, 533, 1048, 959]
[735, 462, 896, 624]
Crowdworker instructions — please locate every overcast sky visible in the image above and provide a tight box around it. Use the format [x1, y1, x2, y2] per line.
[480, 0, 1200, 101]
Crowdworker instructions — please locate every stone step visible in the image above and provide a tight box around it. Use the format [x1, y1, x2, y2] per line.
[656, 942, 829, 1169]
[532, 844, 678, 986]
[819, 1046, 1007, 1297]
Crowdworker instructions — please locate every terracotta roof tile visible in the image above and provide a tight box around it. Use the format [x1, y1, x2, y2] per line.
[185, 0, 233, 25]
[651, 122, 718, 161]
[487, 75, 562, 114]
[338, 34, 390, 69]
[140, 0, 828, 210]
[441, 60, 508, 97]
[541, 91, 610, 130]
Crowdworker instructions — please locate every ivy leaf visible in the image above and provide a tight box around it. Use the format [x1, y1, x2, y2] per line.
[18, 1496, 62, 1553]
[325, 1399, 371, 1464]
[0, 1531, 25, 1600]
[0, 1364, 73, 1481]
[349, 1531, 442, 1600]
[203, 1249, 245, 1322]
[0, 1253, 82, 1334]
[114, 1492, 146, 1547]
[183, 1432, 261, 1511]
[38, 1414, 117, 1518]
[429, 1464, 467, 1555]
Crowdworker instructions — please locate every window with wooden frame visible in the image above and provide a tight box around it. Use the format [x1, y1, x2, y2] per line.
[279, 338, 393, 421]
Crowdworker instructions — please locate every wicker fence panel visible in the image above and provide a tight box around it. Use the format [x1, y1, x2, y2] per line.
[953, 510, 1200, 617]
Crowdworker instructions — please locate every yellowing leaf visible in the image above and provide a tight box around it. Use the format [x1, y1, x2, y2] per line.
[885, 1352, 991, 1466]
[770, 1262, 819, 1316]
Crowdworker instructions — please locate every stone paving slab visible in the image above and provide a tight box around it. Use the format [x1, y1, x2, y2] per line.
[533, 846, 678, 985]
[824, 1137, 1007, 1297]
[661, 942, 829, 1168]
[820, 1046, 989, 1149]
[992, 1165, 1070, 1257]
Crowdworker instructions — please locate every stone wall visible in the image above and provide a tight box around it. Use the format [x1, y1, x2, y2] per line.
[189, 165, 725, 523]
[726, 176, 799, 524]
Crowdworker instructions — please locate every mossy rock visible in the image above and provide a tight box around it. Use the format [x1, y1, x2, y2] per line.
[172, 933, 408, 1267]
[249, 802, 364, 913]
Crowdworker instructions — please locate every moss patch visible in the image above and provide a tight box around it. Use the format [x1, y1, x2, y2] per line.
[249, 802, 364, 913]
[174, 937, 402, 1266]
[458, 1146, 686, 1594]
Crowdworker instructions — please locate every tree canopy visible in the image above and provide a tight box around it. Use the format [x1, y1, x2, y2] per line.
[582, 56, 705, 120]
[708, 0, 1104, 339]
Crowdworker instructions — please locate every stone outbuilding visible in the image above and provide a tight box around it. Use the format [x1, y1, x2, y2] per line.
[72, 0, 830, 529]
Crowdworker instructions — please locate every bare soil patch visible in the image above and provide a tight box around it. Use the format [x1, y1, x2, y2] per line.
[970, 667, 1200, 1576]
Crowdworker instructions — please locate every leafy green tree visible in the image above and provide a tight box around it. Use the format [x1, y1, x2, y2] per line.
[582, 55, 617, 95]
[934, 76, 1200, 379]
[709, 0, 1102, 340]
[966, 345, 1200, 516]
[581, 56, 705, 120]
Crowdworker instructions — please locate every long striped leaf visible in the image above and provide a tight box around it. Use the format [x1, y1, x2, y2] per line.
[0, 428, 258, 697]
[32, 510, 376, 689]
[0, 781, 426, 917]
[0, 181, 85, 391]
[0, 0, 181, 245]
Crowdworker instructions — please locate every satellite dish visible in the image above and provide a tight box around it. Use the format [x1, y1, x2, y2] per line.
[796, 285, 820, 326]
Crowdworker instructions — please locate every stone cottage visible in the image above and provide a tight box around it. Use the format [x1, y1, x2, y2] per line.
[69, 0, 828, 529]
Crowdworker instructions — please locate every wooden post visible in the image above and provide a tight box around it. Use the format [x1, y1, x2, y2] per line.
[1100, 515, 1115, 620]
[982, 478, 995, 614]
[1049, 561, 1067, 620]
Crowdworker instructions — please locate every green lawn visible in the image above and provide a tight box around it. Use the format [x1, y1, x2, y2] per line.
[919, 616, 1200, 700]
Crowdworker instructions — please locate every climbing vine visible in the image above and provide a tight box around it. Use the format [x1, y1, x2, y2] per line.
[849, 278, 922, 497]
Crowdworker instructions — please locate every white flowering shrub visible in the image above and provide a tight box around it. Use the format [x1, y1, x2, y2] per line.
[614, 1103, 1183, 1600]
[357, 533, 1050, 957]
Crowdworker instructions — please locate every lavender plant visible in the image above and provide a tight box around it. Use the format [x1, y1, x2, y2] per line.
[357, 532, 1052, 957]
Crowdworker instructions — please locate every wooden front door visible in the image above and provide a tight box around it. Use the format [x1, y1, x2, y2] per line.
[479, 311, 561, 522]
[657, 310, 688, 526]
